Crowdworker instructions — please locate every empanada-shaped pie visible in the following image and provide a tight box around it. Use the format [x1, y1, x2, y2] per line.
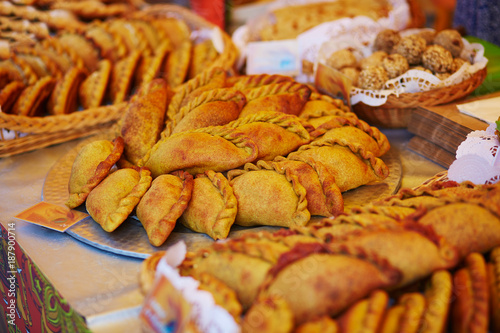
[47, 66, 87, 115]
[135, 40, 171, 87]
[258, 157, 343, 217]
[162, 39, 191, 89]
[79, 59, 111, 109]
[171, 88, 246, 134]
[295, 316, 339, 333]
[57, 32, 100, 72]
[180, 170, 237, 240]
[166, 66, 227, 125]
[257, 243, 401, 324]
[327, 226, 459, 287]
[311, 117, 390, 157]
[228, 73, 294, 90]
[238, 81, 311, 119]
[136, 171, 193, 247]
[226, 111, 313, 161]
[120, 78, 168, 165]
[142, 126, 258, 177]
[299, 93, 356, 129]
[228, 163, 310, 228]
[188, 39, 219, 79]
[109, 50, 141, 104]
[380, 293, 426, 332]
[86, 167, 152, 232]
[0, 81, 25, 114]
[289, 138, 389, 192]
[241, 296, 294, 333]
[420, 270, 453, 333]
[66, 137, 124, 209]
[12, 76, 56, 116]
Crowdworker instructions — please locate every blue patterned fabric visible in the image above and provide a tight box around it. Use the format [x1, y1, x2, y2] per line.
[454, 0, 500, 46]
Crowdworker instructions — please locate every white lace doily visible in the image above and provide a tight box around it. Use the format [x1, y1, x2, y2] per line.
[448, 124, 500, 185]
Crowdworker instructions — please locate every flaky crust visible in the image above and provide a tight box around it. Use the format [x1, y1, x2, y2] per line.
[66, 137, 124, 209]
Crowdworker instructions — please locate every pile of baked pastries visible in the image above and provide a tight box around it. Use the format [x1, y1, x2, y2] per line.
[141, 179, 500, 332]
[65, 68, 391, 246]
[0, 0, 222, 116]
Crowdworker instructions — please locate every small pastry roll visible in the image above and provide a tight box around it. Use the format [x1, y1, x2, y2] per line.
[226, 111, 313, 161]
[79, 59, 112, 109]
[241, 296, 294, 333]
[136, 171, 193, 247]
[258, 157, 344, 217]
[180, 171, 237, 240]
[12, 76, 56, 116]
[295, 316, 339, 333]
[188, 39, 219, 79]
[171, 88, 246, 134]
[0, 81, 25, 114]
[420, 270, 453, 333]
[257, 242, 401, 324]
[451, 252, 489, 333]
[143, 126, 258, 177]
[109, 50, 141, 104]
[47, 66, 87, 115]
[56, 32, 100, 73]
[66, 137, 124, 209]
[86, 167, 152, 232]
[337, 290, 388, 333]
[289, 138, 389, 192]
[228, 163, 310, 228]
[238, 81, 311, 118]
[120, 78, 169, 165]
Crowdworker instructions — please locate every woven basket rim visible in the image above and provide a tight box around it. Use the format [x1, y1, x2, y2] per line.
[380, 67, 487, 109]
[0, 4, 239, 156]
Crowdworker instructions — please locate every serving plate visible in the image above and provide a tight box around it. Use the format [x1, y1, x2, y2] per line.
[42, 133, 402, 258]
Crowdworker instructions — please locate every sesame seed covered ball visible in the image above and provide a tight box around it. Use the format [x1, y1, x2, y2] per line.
[382, 54, 409, 79]
[357, 66, 388, 90]
[326, 48, 357, 70]
[373, 29, 401, 54]
[422, 45, 453, 73]
[393, 34, 427, 65]
[434, 29, 464, 58]
[360, 51, 387, 70]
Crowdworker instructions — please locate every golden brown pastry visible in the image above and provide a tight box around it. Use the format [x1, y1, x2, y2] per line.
[228, 162, 310, 228]
[0, 81, 25, 114]
[120, 78, 169, 166]
[311, 116, 390, 157]
[255, 158, 344, 217]
[171, 88, 246, 134]
[47, 66, 87, 115]
[180, 170, 237, 240]
[337, 290, 388, 333]
[256, 243, 400, 324]
[289, 137, 389, 192]
[86, 167, 152, 232]
[136, 171, 193, 247]
[238, 81, 311, 119]
[489, 247, 500, 333]
[188, 39, 219, 79]
[66, 137, 124, 209]
[142, 126, 258, 177]
[420, 270, 453, 333]
[380, 292, 426, 333]
[451, 252, 489, 333]
[295, 316, 339, 333]
[226, 111, 313, 161]
[241, 296, 294, 333]
[162, 39, 192, 89]
[79, 59, 112, 109]
[11, 76, 56, 116]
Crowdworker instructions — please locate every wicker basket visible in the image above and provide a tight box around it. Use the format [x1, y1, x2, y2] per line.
[352, 67, 488, 128]
[0, 4, 239, 158]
